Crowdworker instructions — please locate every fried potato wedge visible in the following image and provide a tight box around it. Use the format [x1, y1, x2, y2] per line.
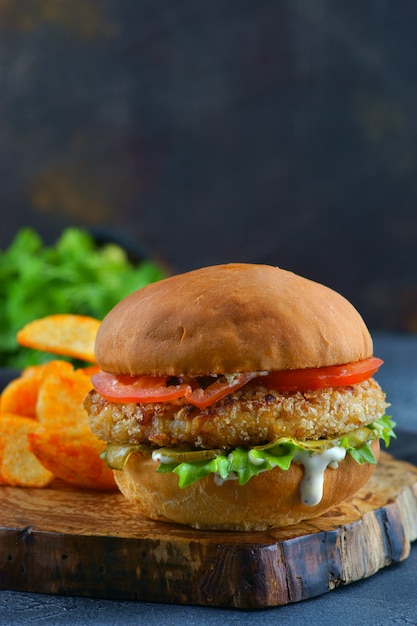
[0, 360, 73, 418]
[0, 414, 54, 487]
[1, 314, 112, 492]
[36, 365, 93, 429]
[0, 365, 44, 418]
[28, 427, 117, 490]
[17, 314, 100, 363]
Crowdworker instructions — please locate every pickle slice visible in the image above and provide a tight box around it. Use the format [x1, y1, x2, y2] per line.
[153, 447, 222, 464]
[344, 426, 372, 447]
[251, 426, 374, 455]
[104, 443, 150, 470]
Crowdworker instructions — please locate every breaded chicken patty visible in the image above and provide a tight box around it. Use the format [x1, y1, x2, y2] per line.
[85, 377, 388, 450]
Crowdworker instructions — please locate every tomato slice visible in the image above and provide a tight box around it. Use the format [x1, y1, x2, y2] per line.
[92, 357, 383, 407]
[184, 373, 259, 409]
[259, 357, 383, 392]
[91, 371, 190, 403]
[91, 371, 258, 408]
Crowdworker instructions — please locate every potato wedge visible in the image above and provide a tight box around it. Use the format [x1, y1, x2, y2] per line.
[36, 365, 93, 429]
[0, 414, 54, 487]
[28, 427, 117, 490]
[17, 314, 100, 363]
[0, 360, 73, 418]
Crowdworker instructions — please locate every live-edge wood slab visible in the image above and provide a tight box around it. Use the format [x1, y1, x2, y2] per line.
[1, 452, 417, 609]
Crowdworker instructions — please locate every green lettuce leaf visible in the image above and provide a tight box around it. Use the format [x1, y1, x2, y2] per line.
[103, 415, 396, 488]
[368, 414, 397, 447]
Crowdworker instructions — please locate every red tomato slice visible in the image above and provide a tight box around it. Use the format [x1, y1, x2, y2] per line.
[184, 373, 259, 409]
[91, 371, 190, 403]
[91, 371, 258, 408]
[259, 357, 383, 392]
[92, 357, 383, 407]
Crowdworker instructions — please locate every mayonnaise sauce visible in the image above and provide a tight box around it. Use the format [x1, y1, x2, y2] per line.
[152, 450, 175, 464]
[213, 472, 238, 486]
[153, 445, 347, 507]
[293, 446, 346, 506]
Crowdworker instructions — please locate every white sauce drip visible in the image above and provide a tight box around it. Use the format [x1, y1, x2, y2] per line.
[248, 450, 266, 466]
[293, 446, 346, 506]
[213, 472, 238, 486]
[153, 444, 347, 507]
[152, 450, 175, 464]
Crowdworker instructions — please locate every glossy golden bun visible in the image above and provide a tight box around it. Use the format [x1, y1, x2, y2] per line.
[114, 440, 380, 530]
[95, 263, 373, 376]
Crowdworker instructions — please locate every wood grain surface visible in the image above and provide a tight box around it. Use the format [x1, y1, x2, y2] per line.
[1, 452, 416, 609]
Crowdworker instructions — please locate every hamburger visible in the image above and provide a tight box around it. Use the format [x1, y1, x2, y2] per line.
[84, 263, 394, 530]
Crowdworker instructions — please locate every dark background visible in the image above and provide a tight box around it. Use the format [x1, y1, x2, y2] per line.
[1, 1, 417, 333]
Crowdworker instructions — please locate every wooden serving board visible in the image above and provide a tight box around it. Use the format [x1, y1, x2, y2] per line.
[1, 452, 417, 609]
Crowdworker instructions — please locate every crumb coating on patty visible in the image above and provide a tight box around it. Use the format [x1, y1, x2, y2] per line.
[85, 378, 388, 450]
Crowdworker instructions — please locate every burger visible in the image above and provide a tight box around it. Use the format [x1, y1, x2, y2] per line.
[84, 263, 394, 531]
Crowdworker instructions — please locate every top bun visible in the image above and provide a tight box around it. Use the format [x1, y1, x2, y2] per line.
[94, 263, 373, 376]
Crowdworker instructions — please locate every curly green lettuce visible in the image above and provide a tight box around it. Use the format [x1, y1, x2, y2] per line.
[102, 415, 396, 488]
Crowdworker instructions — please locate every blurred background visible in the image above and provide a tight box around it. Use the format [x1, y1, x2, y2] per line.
[1, 1, 417, 333]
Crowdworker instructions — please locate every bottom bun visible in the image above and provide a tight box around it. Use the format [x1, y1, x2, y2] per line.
[113, 440, 380, 531]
